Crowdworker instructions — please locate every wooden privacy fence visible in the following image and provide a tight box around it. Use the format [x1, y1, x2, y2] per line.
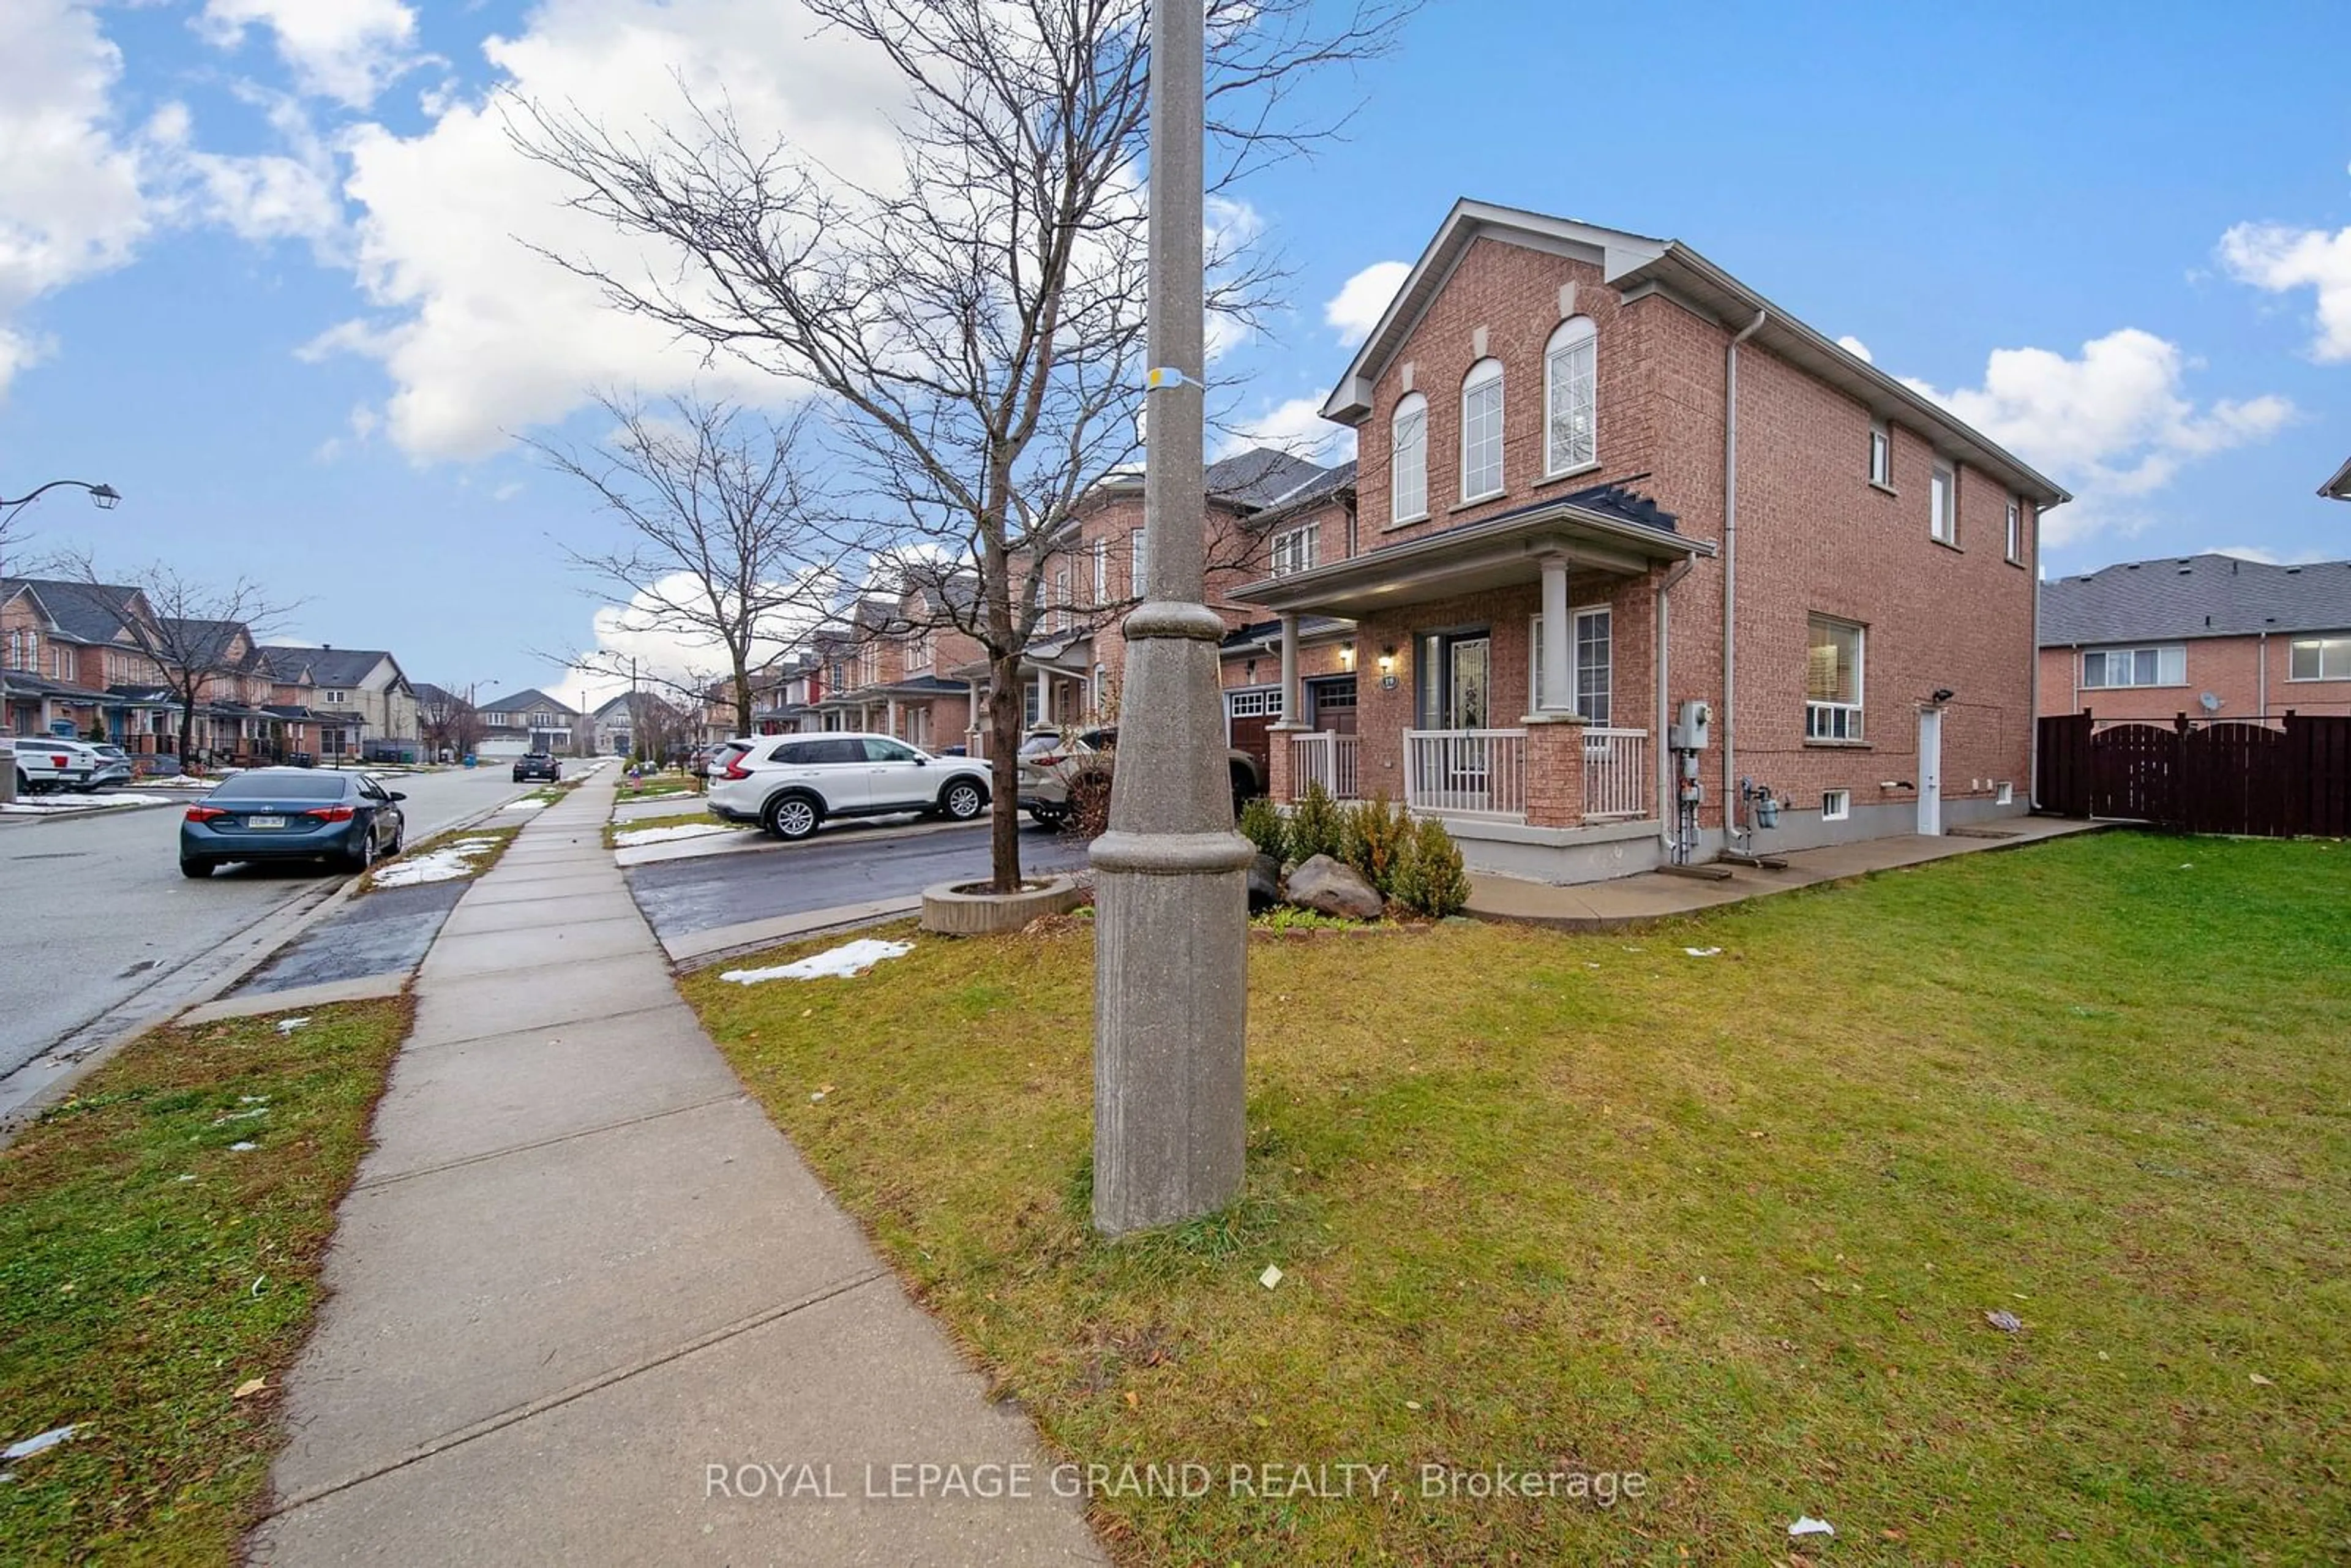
[2036, 711, 2351, 838]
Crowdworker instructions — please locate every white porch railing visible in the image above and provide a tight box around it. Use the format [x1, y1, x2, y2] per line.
[1403, 729, 1527, 819]
[1289, 730, 1361, 801]
[1581, 727, 1649, 820]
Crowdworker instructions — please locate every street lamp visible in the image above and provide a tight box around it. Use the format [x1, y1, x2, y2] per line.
[1, 479, 122, 803]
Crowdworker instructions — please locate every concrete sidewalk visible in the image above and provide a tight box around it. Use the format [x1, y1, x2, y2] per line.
[250, 769, 1102, 1565]
[1467, 815, 2107, 929]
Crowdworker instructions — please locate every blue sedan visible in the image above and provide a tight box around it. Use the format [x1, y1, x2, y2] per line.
[180, 768, 407, 879]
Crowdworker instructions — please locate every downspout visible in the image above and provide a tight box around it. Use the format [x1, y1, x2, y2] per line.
[1654, 555, 1695, 844]
[2258, 629, 2268, 717]
[2029, 553, 2042, 808]
[1720, 309, 1767, 853]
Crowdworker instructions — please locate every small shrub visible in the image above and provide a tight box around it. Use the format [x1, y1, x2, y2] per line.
[1289, 781, 1345, 863]
[1237, 795, 1288, 862]
[1065, 763, 1116, 839]
[1393, 816, 1471, 918]
[1339, 793, 1411, 897]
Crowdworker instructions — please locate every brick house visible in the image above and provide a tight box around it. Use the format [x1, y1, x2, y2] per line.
[476, 688, 585, 757]
[2038, 553, 2351, 722]
[256, 646, 421, 762]
[1234, 199, 2068, 883]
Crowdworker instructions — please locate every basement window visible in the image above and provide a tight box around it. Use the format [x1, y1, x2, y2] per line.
[1821, 789, 1850, 822]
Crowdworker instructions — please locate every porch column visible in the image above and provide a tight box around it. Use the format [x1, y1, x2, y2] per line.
[887, 696, 902, 737]
[1540, 555, 1574, 716]
[1034, 665, 1052, 727]
[1276, 614, 1302, 727]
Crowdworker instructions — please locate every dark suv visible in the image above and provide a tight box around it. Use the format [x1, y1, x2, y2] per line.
[512, 751, 562, 783]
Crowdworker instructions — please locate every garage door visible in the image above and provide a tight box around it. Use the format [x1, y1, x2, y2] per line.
[1226, 688, 1276, 785]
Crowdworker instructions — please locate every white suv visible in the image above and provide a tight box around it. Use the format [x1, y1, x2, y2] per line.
[707, 732, 991, 841]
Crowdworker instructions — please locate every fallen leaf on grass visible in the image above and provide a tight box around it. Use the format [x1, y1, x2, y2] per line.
[2249, 1373, 2274, 1386]
[1259, 1265, 1284, 1289]
[233, 1378, 267, 1400]
[1985, 1309, 2023, 1333]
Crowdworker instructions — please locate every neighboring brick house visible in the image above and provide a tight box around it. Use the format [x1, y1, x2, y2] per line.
[2038, 553, 2351, 721]
[1234, 199, 2068, 883]
[3, 579, 173, 744]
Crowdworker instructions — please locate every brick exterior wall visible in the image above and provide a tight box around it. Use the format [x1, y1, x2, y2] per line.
[1336, 229, 2042, 835]
[2038, 636, 2351, 720]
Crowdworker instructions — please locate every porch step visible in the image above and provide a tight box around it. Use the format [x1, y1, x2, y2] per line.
[1945, 825, 2022, 840]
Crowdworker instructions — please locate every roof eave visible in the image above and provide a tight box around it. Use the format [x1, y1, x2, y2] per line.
[2322, 454, 2351, 500]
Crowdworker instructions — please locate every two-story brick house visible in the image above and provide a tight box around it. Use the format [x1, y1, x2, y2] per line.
[2038, 553, 2351, 722]
[257, 646, 421, 762]
[1235, 199, 2068, 883]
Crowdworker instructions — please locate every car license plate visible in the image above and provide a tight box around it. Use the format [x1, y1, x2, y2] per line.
[247, 814, 287, 829]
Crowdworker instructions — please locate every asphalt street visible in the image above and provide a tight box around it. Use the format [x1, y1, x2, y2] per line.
[626, 816, 1093, 942]
[0, 766, 540, 1079]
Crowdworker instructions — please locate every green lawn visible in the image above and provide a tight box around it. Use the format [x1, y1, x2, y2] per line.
[680, 832, 2351, 1564]
[0, 1000, 411, 1564]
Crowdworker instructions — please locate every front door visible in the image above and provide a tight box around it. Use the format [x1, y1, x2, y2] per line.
[1446, 638, 1490, 730]
[1916, 707, 1943, 836]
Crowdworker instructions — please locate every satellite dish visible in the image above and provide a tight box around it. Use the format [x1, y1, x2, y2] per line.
[2198, 691, 2222, 713]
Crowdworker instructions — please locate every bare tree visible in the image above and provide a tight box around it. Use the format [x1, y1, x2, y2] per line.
[419, 684, 484, 762]
[533, 394, 854, 738]
[58, 555, 295, 771]
[513, 0, 1411, 891]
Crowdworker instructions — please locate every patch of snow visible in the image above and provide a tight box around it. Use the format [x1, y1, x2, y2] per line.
[274, 1018, 309, 1035]
[497, 797, 548, 814]
[369, 839, 498, 888]
[2, 1425, 77, 1461]
[229, 1141, 258, 1152]
[612, 822, 741, 847]
[720, 939, 914, 984]
[1, 792, 175, 815]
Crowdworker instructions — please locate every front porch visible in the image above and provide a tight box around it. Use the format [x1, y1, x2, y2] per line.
[1241, 482, 1709, 859]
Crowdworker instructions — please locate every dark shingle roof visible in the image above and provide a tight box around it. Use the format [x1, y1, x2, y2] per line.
[260, 645, 395, 688]
[1204, 448, 1335, 509]
[2039, 553, 2351, 644]
[478, 686, 582, 718]
[2, 579, 144, 644]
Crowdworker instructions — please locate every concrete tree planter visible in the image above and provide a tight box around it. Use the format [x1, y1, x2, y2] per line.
[920, 875, 1086, 936]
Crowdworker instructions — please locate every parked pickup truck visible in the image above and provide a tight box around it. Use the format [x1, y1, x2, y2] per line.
[6, 737, 97, 794]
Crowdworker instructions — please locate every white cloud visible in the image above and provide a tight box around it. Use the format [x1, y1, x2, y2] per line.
[1217, 394, 1352, 463]
[1901, 328, 2293, 546]
[0, 0, 154, 397]
[317, 0, 909, 460]
[149, 91, 345, 257]
[1835, 334, 1872, 363]
[1324, 260, 1408, 348]
[2203, 544, 2331, 566]
[2218, 219, 2351, 362]
[197, 0, 422, 110]
[561, 568, 838, 709]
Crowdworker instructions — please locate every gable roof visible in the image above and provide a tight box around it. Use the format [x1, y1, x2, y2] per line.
[159, 617, 252, 668]
[259, 645, 399, 689]
[2324, 455, 2351, 500]
[1322, 198, 2069, 509]
[1, 578, 148, 645]
[2039, 553, 2351, 644]
[478, 686, 582, 718]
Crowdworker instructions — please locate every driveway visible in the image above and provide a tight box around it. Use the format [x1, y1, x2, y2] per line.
[0, 765, 544, 1082]
[625, 817, 1091, 946]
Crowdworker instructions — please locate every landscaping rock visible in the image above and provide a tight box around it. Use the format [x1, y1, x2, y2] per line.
[1286, 854, 1383, 920]
[1247, 852, 1282, 912]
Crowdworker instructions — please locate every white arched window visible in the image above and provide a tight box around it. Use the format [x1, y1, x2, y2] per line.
[1390, 392, 1428, 524]
[1461, 358, 1504, 501]
[1545, 317, 1597, 475]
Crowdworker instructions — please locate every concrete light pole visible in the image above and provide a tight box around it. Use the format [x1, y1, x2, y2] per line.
[1089, 0, 1254, 1237]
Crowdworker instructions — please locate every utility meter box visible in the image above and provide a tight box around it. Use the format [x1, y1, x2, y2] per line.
[1670, 699, 1712, 751]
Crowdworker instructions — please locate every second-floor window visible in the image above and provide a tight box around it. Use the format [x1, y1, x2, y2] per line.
[1270, 523, 1318, 577]
[1053, 567, 1071, 631]
[1805, 615, 1865, 741]
[1391, 393, 1428, 523]
[2083, 645, 2184, 689]
[1869, 422, 1892, 487]
[1461, 359, 1504, 502]
[1929, 460, 1957, 544]
[2289, 637, 2351, 680]
[1543, 317, 1597, 475]
[2005, 498, 2025, 564]
[51, 644, 76, 683]
[1130, 527, 1148, 594]
[1093, 539, 1108, 606]
[906, 631, 934, 672]
[323, 689, 348, 705]
[4, 629, 33, 670]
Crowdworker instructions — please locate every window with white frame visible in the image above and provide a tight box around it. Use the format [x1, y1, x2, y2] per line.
[2005, 497, 2025, 564]
[4, 629, 31, 670]
[1226, 688, 1275, 718]
[51, 645, 75, 683]
[2287, 636, 2351, 681]
[1130, 527, 1148, 593]
[1543, 317, 1597, 475]
[1821, 789, 1850, 822]
[1092, 539, 1108, 606]
[2082, 645, 2185, 689]
[1390, 393, 1428, 523]
[1805, 615, 1865, 741]
[1527, 606, 1612, 722]
[1869, 422, 1892, 487]
[1271, 523, 1318, 577]
[906, 629, 934, 672]
[1929, 460, 1957, 544]
[1460, 358, 1504, 501]
[323, 689, 348, 705]
[1052, 567, 1071, 631]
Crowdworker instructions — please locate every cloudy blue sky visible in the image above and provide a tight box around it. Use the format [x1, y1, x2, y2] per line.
[4, 0, 2347, 703]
